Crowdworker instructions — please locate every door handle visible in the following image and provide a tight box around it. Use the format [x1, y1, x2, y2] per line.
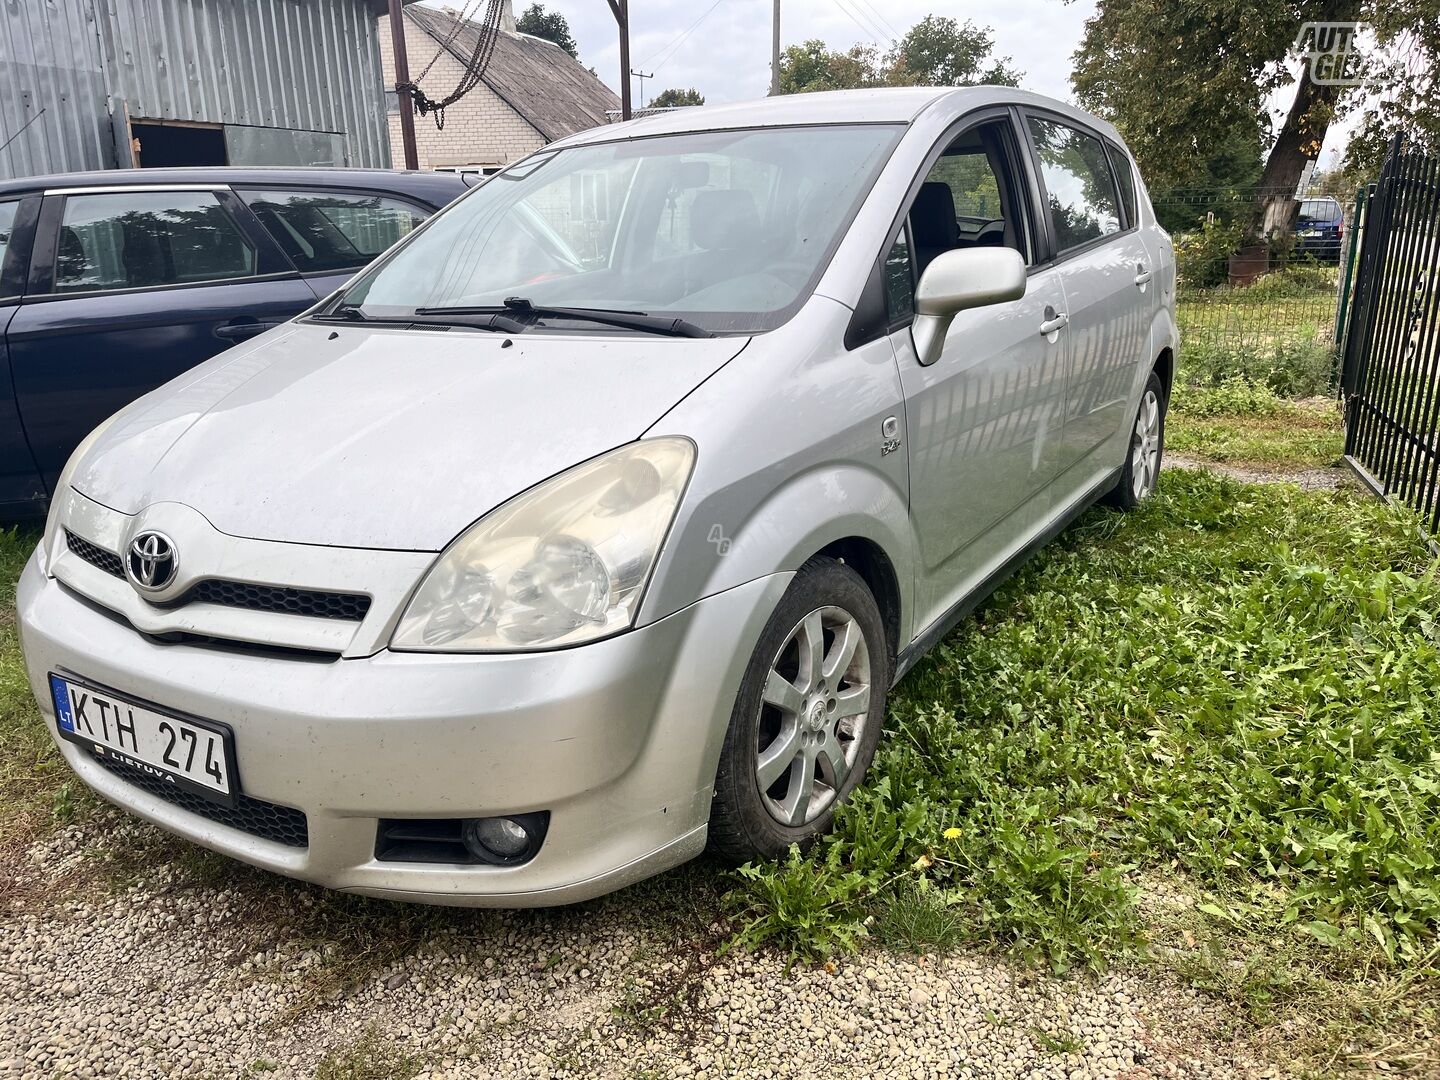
[1134, 264, 1154, 287]
[214, 318, 275, 342]
[1038, 308, 1069, 337]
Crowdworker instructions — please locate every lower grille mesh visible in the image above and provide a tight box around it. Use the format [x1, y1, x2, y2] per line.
[91, 753, 309, 848]
[65, 531, 124, 578]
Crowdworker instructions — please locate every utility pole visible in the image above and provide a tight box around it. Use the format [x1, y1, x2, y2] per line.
[770, 0, 781, 96]
[631, 68, 654, 109]
[387, 0, 419, 169]
[607, 0, 632, 120]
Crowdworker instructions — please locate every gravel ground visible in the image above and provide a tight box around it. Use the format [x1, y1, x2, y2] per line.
[1165, 453, 1353, 492]
[1, 815, 1280, 1080]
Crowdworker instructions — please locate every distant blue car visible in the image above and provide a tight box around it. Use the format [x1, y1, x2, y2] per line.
[1294, 196, 1344, 263]
[0, 167, 468, 521]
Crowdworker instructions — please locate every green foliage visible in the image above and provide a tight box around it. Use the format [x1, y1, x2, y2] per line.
[1174, 219, 1247, 289]
[779, 16, 1018, 94]
[1179, 337, 1335, 399]
[730, 472, 1440, 970]
[1171, 375, 1283, 419]
[648, 87, 704, 108]
[884, 16, 1020, 88]
[778, 40, 880, 94]
[515, 2, 578, 59]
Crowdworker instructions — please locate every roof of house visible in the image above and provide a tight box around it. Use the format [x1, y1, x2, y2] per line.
[404, 5, 620, 143]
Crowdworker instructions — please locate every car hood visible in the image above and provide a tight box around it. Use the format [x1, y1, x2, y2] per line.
[71, 322, 747, 550]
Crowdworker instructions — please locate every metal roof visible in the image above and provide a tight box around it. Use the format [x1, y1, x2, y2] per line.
[404, 5, 620, 142]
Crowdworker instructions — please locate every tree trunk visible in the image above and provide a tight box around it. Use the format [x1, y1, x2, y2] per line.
[1250, 0, 1358, 243]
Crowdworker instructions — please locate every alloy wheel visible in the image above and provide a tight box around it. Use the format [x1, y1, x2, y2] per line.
[1130, 388, 1162, 500]
[754, 605, 873, 827]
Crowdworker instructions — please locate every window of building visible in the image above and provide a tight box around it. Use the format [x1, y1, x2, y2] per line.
[53, 191, 257, 294]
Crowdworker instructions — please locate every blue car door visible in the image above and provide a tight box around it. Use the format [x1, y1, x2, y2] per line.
[0, 195, 46, 519]
[5, 185, 312, 492]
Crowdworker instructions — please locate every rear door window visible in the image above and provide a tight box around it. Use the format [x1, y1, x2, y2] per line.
[52, 191, 257, 294]
[1108, 145, 1139, 228]
[238, 189, 427, 273]
[0, 201, 17, 271]
[1027, 117, 1122, 253]
[0, 201, 19, 297]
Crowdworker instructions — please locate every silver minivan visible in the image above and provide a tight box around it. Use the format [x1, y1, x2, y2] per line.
[18, 87, 1176, 905]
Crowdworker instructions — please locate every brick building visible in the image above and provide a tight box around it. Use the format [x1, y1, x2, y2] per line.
[379, 2, 620, 173]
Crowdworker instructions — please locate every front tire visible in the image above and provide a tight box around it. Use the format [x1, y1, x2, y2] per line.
[1106, 370, 1166, 510]
[707, 557, 889, 862]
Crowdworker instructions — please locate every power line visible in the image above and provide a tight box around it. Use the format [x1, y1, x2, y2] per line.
[829, 0, 888, 45]
[639, 0, 726, 71]
[852, 0, 901, 41]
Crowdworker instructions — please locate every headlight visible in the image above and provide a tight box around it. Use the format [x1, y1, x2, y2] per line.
[391, 438, 694, 652]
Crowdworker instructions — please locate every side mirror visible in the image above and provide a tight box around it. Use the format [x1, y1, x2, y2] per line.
[911, 247, 1027, 366]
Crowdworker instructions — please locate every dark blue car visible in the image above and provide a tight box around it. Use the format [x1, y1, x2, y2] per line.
[1295, 196, 1345, 263]
[0, 167, 468, 521]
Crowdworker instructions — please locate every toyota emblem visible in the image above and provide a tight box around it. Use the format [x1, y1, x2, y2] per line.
[126, 531, 178, 592]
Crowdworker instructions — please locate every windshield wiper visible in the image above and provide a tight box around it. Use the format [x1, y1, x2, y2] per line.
[410, 307, 530, 334]
[500, 297, 714, 338]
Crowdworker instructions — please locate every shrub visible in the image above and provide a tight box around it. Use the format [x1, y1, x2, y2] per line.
[1175, 219, 1246, 288]
[1179, 338, 1336, 398]
[1171, 375, 1284, 418]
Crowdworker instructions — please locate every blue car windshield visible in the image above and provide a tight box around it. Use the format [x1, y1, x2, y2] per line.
[340, 124, 903, 334]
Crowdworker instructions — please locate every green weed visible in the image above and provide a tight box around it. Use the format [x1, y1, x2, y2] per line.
[729, 471, 1440, 973]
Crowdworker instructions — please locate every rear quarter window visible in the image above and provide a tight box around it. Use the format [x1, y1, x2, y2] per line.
[239, 189, 427, 273]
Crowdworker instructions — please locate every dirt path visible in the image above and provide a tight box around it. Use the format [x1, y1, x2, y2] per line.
[0, 814, 1278, 1080]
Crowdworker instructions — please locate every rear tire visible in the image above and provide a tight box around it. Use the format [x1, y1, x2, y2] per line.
[707, 557, 889, 862]
[1106, 370, 1167, 511]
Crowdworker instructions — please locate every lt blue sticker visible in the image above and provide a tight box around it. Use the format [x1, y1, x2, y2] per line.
[49, 675, 74, 733]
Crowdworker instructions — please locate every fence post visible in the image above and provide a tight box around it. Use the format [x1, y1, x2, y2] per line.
[1331, 183, 1366, 379]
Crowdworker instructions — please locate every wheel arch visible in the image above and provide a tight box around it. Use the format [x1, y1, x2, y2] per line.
[814, 536, 902, 671]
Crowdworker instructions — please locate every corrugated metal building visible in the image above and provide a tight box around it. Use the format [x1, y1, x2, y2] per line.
[0, 0, 407, 181]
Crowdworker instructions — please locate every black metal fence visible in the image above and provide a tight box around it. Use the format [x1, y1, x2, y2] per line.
[1340, 135, 1440, 535]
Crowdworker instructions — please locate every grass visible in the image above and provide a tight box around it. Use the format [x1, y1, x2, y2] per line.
[1168, 398, 1345, 472]
[730, 471, 1440, 984]
[0, 526, 58, 877]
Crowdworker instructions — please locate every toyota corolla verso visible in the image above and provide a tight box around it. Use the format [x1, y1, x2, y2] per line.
[18, 88, 1176, 906]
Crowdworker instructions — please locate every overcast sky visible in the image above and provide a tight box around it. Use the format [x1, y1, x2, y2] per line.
[420, 0, 1350, 166]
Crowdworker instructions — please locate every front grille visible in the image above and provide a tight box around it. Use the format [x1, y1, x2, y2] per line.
[92, 753, 309, 848]
[64, 530, 371, 622]
[180, 580, 371, 621]
[65, 531, 124, 578]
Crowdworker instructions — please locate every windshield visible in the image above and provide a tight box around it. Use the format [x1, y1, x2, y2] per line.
[340, 124, 903, 334]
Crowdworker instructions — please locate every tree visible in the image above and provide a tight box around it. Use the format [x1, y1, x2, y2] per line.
[649, 87, 705, 108]
[1070, 0, 1439, 244]
[883, 16, 1020, 88]
[778, 40, 882, 94]
[779, 18, 1019, 95]
[516, 3, 578, 59]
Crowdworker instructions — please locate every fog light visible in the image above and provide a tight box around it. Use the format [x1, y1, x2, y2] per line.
[460, 814, 546, 864]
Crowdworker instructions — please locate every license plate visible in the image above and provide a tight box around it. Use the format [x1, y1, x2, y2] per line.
[1299, 228, 1320, 237]
[48, 673, 237, 806]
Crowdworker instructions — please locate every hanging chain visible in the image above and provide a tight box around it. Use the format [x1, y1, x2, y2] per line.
[399, 0, 505, 131]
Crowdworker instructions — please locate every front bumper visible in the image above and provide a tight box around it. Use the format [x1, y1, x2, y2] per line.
[17, 553, 788, 905]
